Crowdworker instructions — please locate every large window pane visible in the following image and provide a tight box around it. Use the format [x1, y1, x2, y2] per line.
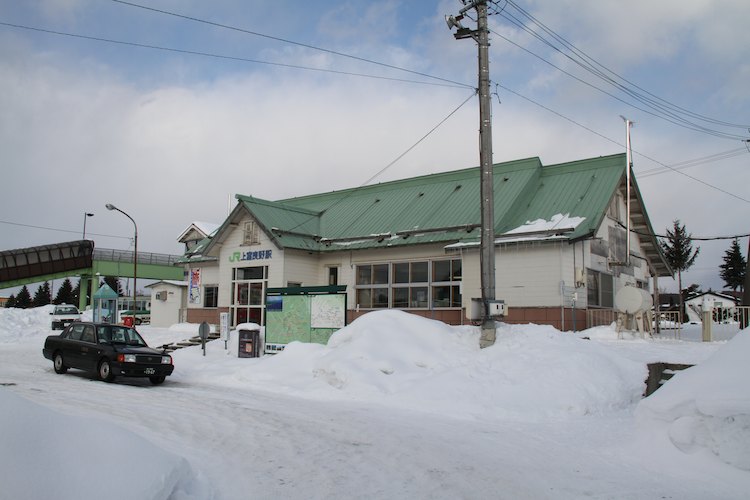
[432, 285, 451, 308]
[411, 287, 428, 308]
[601, 273, 614, 308]
[373, 264, 389, 285]
[249, 283, 263, 305]
[356, 289, 372, 308]
[451, 259, 462, 280]
[393, 263, 409, 283]
[433, 260, 451, 282]
[373, 288, 389, 308]
[237, 266, 264, 280]
[238, 283, 249, 306]
[356, 265, 372, 285]
[392, 287, 409, 308]
[411, 262, 428, 282]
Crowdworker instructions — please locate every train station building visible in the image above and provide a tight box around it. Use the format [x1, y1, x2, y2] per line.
[174, 153, 670, 333]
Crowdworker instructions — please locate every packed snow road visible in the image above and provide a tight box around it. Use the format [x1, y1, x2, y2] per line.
[1, 308, 749, 499]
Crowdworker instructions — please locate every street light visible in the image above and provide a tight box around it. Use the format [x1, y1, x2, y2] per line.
[82, 212, 94, 240]
[106, 203, 138, 321]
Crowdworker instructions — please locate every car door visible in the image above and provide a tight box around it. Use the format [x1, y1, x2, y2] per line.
[62, 323, 87, 369]
[77, 324, 100, 372]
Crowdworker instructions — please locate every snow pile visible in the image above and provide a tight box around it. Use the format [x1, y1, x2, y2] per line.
[637, 330, 750, 470]
[0, 304, 55, 343]
[0, 389, 205, 500]
[176, 311, 645, 420]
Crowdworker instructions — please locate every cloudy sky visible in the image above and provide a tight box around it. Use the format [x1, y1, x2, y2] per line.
[1, 0, 748, 293]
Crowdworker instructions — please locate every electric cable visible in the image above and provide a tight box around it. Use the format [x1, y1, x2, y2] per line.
[0, 219, 131, 241]
[501, 0, 750, 131]
[493, 82, 750, 204]
[109, 0, 474, 90]
[0, 21, 467, 89]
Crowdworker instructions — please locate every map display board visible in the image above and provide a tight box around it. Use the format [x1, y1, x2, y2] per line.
[264, 287, 346, 351]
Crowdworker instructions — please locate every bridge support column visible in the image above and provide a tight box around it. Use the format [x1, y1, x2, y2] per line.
[79, 275, 90, 311]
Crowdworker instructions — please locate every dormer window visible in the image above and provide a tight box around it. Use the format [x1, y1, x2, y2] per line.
[243, 221, 260, 246]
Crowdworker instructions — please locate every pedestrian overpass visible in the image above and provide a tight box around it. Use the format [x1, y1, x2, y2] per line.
[0, 240, 184, 310]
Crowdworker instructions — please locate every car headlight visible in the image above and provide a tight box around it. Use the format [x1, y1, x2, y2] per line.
[161, 356, 172, 365]
[117, 354, 137, 363]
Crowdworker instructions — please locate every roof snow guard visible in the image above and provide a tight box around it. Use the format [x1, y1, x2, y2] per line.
[0, 240, 94, 283]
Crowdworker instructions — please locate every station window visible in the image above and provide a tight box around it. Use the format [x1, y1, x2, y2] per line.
[355, 259, 461, 310]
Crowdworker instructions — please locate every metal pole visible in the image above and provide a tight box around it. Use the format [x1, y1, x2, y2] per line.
[82, 212, 94, 240]
[106, 204, 137, 321]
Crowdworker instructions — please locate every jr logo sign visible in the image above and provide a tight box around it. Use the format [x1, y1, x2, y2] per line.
[229, 250, 273, 262]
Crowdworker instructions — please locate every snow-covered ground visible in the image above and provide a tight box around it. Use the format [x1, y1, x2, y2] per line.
[0, 305, 748, 499]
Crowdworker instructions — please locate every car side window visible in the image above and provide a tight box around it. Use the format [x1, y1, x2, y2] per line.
[97, 327, 111, 344]
[68, 324, 85, 341]
[81, 326, 95, 344]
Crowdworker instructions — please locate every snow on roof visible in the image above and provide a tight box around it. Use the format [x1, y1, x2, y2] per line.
[145, 280, 188, 288]
[505, 213, 586, 235]
[177, 221, 221, 242]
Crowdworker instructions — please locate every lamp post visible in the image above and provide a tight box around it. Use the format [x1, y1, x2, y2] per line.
[106, 204, 137, 319]
[82, 212, 94, 240]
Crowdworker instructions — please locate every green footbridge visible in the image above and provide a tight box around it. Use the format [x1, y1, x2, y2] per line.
[0, 240, 184, 310]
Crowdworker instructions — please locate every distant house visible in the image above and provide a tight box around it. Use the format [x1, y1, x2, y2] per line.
[177, 222, 220, 253]
[176, 153, 671, 336]
[146, 280, 188, 327]
[684, 291, 740, 323]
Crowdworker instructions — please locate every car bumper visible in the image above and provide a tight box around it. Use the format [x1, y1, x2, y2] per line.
[113, 363, 174, 378]
[42, 348, 53, 360]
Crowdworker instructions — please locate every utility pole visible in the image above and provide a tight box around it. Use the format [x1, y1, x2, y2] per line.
[447, 0, 499, 347]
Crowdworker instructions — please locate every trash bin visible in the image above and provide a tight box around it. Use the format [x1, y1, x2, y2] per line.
[123, 316, 134, 327]
[238, 328, 260, 358]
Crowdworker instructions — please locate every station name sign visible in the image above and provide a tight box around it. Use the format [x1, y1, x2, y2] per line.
[229, 249, 273, 262]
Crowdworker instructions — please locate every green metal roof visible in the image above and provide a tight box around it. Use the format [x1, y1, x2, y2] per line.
[183, 153, 669, 275]
[237, 155, 623, 250]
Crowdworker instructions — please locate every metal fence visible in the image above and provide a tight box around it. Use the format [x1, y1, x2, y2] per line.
[93, 248, 182, 266]
[586, 308, 618, 328]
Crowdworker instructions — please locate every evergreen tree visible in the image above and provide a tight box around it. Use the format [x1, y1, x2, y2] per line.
[5, 294, 16, 308]
[54, 278, 75, 305]
[15, 286, 32, 309]
[32, 281, 52, 307]
[660, 220, 700, 323]
[719, 239, 746, 292]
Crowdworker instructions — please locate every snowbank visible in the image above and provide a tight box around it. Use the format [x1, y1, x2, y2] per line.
[0, 389, 203, 500]
[174, 311, 646, 420]
[637, 330, 750, 470]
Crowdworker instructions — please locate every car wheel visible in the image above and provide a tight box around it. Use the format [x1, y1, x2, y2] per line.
[98, 359, 115, 382]
[149, 375, 166, 385]
[53, 352, 68, 374]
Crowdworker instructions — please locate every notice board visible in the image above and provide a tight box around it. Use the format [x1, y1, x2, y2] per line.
[265, 286, 346, 351]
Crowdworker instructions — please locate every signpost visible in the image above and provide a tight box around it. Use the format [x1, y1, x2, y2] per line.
[198, 321, 210, 356]
[220, 312, 229, 350]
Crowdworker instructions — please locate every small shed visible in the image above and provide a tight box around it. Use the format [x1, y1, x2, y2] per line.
[146, 280, 188, 327]
[93, 283, 119, 323]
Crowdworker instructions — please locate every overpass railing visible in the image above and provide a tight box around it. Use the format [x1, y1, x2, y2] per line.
[93, 248, 183, 266]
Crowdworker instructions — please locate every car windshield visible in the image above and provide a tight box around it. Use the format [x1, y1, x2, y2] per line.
[55, 306, 78, 314]
[97, 326, 147, 347]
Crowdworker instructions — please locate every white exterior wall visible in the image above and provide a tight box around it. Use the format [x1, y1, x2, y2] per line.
[283, 250, 320, 286]
[149, 283, 185, 327]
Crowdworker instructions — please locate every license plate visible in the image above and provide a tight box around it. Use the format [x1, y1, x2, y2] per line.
[144, 368, 156, 375]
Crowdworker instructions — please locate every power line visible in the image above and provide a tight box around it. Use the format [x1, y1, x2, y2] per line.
[283, 91, 477, 233]
[495, 1, 749, 140]
[0, 219, 131, 240]
[619, 221, 750, 242]
[109, 0, 474, 90]
[0, 21, 467, 89]
[493, 82, 750, 204]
